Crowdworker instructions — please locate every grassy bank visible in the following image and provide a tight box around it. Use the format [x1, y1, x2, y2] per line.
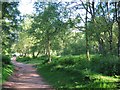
[17, 54, 120, 89]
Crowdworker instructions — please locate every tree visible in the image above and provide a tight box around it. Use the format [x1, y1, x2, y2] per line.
[31, 2, 70, 62]
[11, 15, 36, 57]
[2, 2, 20, 54]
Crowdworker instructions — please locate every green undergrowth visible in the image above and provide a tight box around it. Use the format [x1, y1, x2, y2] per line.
[37, 64, 119, 89]
[16, 55, 48, 65]
[38, 66, 119, 88]
[2, 64, 14, 83]
[17, 57, 32, 63]
[2, 55, 14, 83]
[17, 54, 120, 88]
[0, 62, 2, 85]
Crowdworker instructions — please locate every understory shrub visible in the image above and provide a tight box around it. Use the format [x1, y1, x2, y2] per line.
[2, 64, 14, 82]
[39, 55, 49, 64]
[2, 55, 11, 66]
[2, 55, 14, 82]
[90, 55, 119, 75]
[17, 56, 31, 62]
[42, 55, 120, 76]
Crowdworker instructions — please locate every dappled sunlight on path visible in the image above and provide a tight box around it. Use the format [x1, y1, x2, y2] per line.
[2, 61, 54, 89]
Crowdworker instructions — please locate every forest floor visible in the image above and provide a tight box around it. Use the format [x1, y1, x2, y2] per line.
[2, 61, 54, 90]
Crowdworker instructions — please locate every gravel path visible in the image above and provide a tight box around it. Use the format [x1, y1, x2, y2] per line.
[2, 61, 54, 90]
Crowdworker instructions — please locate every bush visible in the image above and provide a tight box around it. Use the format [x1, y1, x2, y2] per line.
[59, 57, 75, 65]
[2, 55, 14, 82]
[90, 55, 119, 75]
[55, 56, 81, 65]
[17, 56, 31, 62]
[48, 55, 120, 76]
[39, 55, 49, 64]
[2, 65, 14, 82]
[2, 55, 11, 66]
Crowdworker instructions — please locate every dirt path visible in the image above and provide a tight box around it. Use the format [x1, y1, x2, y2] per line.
[3, 61, 54, 90]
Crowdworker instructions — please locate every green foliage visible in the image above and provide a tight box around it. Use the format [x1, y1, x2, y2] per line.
[17, 56, 31, 62]
[35, 55, 49, 63]
[90, 55, 120, 75]
[25, 54, 120, 76]
[36, 55, 119, 88]
[17, 55, 49, 65]
[2, 1, 119, 88]
[2, 2, 20, 54]
[56, 56, 76, 65]
[61, 32, 87, 55]
[2, 55, 11, 67]
[9, 2, 119, 57]
[2, 64, 14, 82]
[11, 16, 36, 56]
[2, 55, 14, 82]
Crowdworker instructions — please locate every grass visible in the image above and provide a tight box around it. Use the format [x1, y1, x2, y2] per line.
[17, 54, 120, 89]
[37, 64, 119, 89]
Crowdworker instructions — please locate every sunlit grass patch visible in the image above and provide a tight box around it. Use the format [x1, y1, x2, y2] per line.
[85, 73, 119, 88]
[37, 64, 119, 89]
[36, 55, 119, 88]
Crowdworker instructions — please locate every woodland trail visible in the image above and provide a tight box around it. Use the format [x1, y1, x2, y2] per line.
[2, 61, 54, 90]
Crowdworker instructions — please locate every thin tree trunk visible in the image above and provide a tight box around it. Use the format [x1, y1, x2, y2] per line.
[92, 1, 95, 19]
[46, 35, 51, 62]
[109, 29, 113, 52]
[98, 38, 104, 54]
[36, 51, 40, 57]
[47, 39, 51, 62]
[85, 3, 90, 61]
[24, 53, 27, 57]
[115, 1, 120, 57]
[118, 21, 120, 57]
[106, 2, 113, 53]
[32, 52, 35, 58]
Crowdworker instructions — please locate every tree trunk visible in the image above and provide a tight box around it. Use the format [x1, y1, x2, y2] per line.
[32, 52, 35, 58]
[98, 38, 104, 54]
[92, 1, 95, 19]
[106, 2, 113, 53]
[46, 35, 51, 62]
[36, 51, 40, 57]
[116, 2, 120, 57]
[118, 21, 120, 57]
[109, 26, 113, 53]
[24, 53, 27, 57]
[47, 40, 51, 62]
[85, 3, 90, 61]
[118, 1, 120, 57]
